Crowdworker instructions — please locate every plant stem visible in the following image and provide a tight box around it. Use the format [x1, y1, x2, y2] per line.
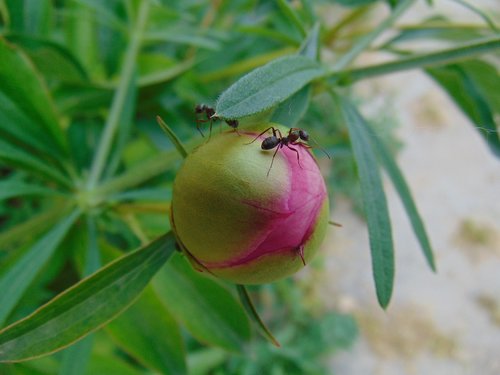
[330, 0, 415, 71]
[156, 116, 188, 159]
[95, 151, 181, 198]
[329, 34, 500, 84]
[86, 1, 150, 189]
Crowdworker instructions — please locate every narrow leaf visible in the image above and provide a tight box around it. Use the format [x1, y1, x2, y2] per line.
[0, 232, 175, 362]
[270, 24, 318, 126]
[103, 74, 137, 180]
[0, 204, 68, 252]
[0, 139, 72, 188]
[156, 116, 188, 158]
[6, 34, 88, 82]
[58, 218, 101, 375]
[338, 97, 394, 308]
[0, 181, 62, 201]
[0, 210, 81, 326]
[370, 132, 436, 271]
[152, 253, 251, 352]
[215, 55, 325, 119]
[87, 352, 143, 375]
[236, 285, 280, 347]
[276, 0, 307, 37]
[298, 22, 320, 60]
[58, 336, 93, 375]
[0, 38, 66, 155]
[427, 61, 500, 158]
[270, 85, 311, 127]
[106, 286, 186, 375]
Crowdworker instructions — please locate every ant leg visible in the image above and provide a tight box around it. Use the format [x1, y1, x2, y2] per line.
[208, 120, 214, 140]
[286, 144, 302, 169]
[245, 126, 276, 145]
[272, 128, 284, 140]
[196, 120, 205, 137]
[266, 145, 281, 177]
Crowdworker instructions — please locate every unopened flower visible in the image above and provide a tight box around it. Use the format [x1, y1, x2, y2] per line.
[170, 124, 329, 284]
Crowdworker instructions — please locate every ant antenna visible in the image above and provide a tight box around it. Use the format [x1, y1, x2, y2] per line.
[308, 135, 331, 159]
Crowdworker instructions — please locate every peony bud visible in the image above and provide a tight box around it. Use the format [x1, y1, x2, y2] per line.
[170, 123, 329, 284]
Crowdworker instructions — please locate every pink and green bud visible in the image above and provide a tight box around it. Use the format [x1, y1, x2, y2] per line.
[170, 123, 329, 284]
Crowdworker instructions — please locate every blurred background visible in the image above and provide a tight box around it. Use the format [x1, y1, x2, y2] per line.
[319, 1, 500, 374]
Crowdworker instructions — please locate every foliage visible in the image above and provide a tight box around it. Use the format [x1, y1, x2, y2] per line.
[0, 0, 498, 373]
[189, 280, 358, 375]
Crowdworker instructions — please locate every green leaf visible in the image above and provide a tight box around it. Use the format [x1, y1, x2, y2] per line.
[5, 34, 87, 82]
[427, 60, 500, 158]
[58, 336, 93, 375]
[143, 31, 221, 50]
[156, 116, 189, 159]
[236, 285, 280, 347]
[0, 232, 175, 362]
[270, 85, 311, 127]
[383, 24, 489, 47]
[137, 58, 194, 87]
[270, 24, 318, 127]
[337, 96, 394, 308]
[102, 74, 137, 180]
[106, 286, 186, 375]
[0, 181, 62, 201]
[152, 253, 251, 352]
[20, 0, 52, 36]
[0, 205, 68, 252]
[370, 132, 436, 271]
[0, 210, 81, 326]
[0, 38, 66, 155]
[215, 55, 325, 119]
[58, 218, 101, 375]
[332, 0, 379, 6]
[276, 0, 307, 37]
[87, 353, 143, 375]
[187, 348, 228, 375]
[0, 139, 72, 188]
[331, 35, 500, 85]
[298, 22, 320, 60]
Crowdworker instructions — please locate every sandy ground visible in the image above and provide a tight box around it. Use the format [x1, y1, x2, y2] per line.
[315, 2, 500, 374]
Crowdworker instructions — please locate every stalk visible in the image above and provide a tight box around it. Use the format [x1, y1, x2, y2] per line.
[328, 35, 500, 84]
[86, 1, 150, 189]
[330, 0, 415, 70]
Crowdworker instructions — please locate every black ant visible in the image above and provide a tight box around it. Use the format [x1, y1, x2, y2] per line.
[247, 126, 330, 176]
[195, 104, 239, 137]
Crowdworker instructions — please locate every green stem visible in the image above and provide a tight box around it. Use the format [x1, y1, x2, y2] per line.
[86, 1, 150, 189]
[156, 116, 188, 159]
[95, 151, 180, 198]
[330, 0, 415, 70]
[329, 34, 500, 84]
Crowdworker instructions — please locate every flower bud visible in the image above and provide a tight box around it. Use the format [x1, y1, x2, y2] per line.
[170, 124, 329, 284]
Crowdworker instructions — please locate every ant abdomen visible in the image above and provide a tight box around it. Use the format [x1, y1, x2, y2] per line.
[262, 136, 279, 150]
